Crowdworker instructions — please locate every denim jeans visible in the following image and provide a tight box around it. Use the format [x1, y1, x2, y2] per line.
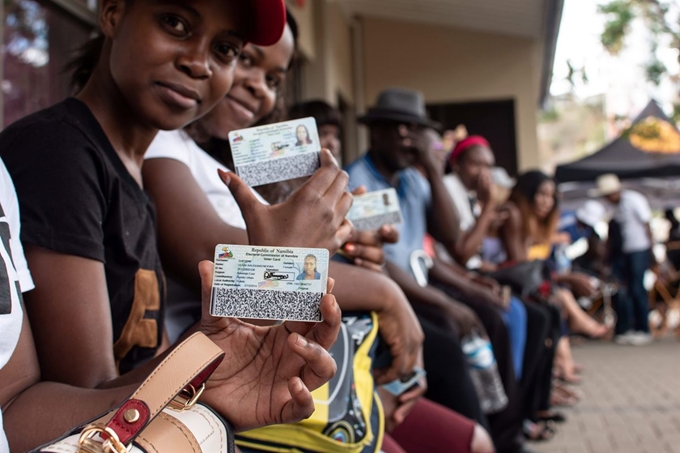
[612, 249, 651, 333]
[500, 297, 527, 380]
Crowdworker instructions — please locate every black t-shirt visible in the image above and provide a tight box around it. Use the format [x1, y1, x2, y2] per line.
[0, 98, 165, 373]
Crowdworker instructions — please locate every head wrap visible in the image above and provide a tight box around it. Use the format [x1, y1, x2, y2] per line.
[450, 135, 490, 162]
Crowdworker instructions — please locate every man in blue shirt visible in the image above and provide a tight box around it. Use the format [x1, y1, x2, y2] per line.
[346, 88, 531, 453]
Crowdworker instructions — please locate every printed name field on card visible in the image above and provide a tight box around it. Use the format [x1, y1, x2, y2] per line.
[229, 117, 321, 187]
[210, 245, 329, 322]
[347, 188, 403, 231]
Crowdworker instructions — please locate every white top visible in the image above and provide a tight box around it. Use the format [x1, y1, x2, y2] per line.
[443, 174, 477, 232]
[613, 190, 653, 253]
[146, 130, 251, 229]
[0, 159, 34, 452]
[145, 130, 265, 342]
[442, 173, 482, 269]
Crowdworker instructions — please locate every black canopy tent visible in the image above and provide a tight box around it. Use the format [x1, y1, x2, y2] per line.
[555, 100, 680, 183]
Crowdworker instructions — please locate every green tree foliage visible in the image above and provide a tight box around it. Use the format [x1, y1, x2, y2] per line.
[599, 0, 680, 86]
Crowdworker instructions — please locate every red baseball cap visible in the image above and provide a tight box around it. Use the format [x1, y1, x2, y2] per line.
[246, 0, 287, 46]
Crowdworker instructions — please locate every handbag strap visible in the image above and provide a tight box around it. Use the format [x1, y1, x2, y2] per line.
[103, 332, 225, 446]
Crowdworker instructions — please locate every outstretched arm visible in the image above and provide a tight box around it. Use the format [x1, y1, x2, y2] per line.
[1, 302, 136, 452]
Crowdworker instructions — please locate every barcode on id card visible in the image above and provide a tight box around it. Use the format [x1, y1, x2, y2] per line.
[211, 287, 323, 322]
[352, 211, 403, 231]
[236, 152, 320, 187]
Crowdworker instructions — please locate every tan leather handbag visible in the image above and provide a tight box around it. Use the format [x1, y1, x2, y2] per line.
[34, 332, 234, 453]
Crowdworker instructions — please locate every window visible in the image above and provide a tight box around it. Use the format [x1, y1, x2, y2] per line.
[2, 0, 94, 127]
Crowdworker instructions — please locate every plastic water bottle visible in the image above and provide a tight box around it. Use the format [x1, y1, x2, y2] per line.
[554, 243, 571, 275]
[461, 332, 508, 414]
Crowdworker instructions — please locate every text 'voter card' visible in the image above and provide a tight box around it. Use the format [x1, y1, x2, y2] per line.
[229, 117, 320, 187]
[210, 245, 329, 322]
[347, 188, 403, 231]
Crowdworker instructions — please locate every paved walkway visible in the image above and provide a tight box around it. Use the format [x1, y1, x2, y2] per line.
[533, 336, 680, 453]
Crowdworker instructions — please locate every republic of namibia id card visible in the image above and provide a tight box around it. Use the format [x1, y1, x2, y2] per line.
[229, 117, 320, 187]
[347, 188, 403, 231]
[210, 244, 329, 322]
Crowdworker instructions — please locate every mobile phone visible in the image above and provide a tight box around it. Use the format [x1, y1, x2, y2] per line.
[381, 367, 427, 396]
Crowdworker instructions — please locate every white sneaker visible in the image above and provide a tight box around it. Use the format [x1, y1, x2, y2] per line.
[614, 331, 636, 345]
[627, 332, 653, 346]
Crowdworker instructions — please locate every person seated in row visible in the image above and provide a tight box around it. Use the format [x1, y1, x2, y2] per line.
[288, 100, 495, 453]
[345, 88, 531, 453]
[140, 17, 492, 453]
[442, 137, 566, 438]
[0, 1, 349, 451]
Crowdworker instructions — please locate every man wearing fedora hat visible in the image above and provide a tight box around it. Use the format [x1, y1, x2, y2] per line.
[594, 174, 654, 345]
[346, 88, 531, 453]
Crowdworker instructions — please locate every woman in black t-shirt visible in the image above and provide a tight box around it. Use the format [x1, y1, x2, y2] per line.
[0, 0, 351, 442]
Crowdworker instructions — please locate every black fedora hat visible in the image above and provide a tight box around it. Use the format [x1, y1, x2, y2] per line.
[359, 88, 442, 130]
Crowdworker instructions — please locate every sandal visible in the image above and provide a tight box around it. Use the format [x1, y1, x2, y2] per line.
[550, 383, 581, 407]
[556, 373, 582, 385]
[523, 420, 556, 442]
[538, 410, 567, 423]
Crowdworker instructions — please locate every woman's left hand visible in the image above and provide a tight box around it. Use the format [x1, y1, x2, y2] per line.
[341, 225, 399, 272]
[198, 261, 341, 431]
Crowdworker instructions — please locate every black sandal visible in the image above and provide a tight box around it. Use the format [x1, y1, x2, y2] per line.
[538, 410, 567, 423]
[523, 420, 556, 442]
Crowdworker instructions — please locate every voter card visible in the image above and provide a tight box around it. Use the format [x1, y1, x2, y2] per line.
[210, 245, 329, 322]
[381, 367, 427, 396]
[347, 188, 403, 231]
[229, 117, 321, 187]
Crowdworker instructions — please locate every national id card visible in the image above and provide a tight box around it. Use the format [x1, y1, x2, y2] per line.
[347, 188, 403, 231]
[229, 117, 320, 187]
[210, 245, 329, 322]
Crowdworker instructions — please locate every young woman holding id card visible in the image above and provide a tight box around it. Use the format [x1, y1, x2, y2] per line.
[0, 1, 348, 450]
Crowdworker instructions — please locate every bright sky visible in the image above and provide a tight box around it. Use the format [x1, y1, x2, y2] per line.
[551, 0, 680, 117]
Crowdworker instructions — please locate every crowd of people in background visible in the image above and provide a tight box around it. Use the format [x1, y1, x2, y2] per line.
[0, 2, 668, 453]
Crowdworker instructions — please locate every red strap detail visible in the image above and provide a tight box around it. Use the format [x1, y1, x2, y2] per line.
[103, 353, 224, 445]
[189, 354, 224, 389]
[538, 281, 552, 298]
[105, 399, 150, 445]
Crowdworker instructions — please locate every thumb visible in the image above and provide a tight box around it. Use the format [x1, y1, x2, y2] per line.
[217, 169, 260, 214]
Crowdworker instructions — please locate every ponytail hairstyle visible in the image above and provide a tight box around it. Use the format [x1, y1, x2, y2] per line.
[67, 0, 139, 93]
[67, 33, 105, 94]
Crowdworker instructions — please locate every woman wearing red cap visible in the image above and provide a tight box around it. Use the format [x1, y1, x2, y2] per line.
[0, 1, 347, 450]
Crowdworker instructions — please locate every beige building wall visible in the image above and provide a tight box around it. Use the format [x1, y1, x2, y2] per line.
[361, 17, 542, 170]
[291, 1, 354, 106]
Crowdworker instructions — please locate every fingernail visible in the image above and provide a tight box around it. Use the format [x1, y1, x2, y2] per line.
[217, 169, 230, 184]
[296, 335, 309, 347]
[344, 243, 356, 253]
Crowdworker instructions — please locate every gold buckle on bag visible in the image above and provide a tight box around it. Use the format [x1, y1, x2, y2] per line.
[77, 424, 128, 453]
[168, 383, 205, 412]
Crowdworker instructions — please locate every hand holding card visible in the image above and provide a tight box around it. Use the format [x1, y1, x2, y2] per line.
[198, 260, 342, 430]
[347, 188, 403, 231]
[218, 149, 353, 253]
